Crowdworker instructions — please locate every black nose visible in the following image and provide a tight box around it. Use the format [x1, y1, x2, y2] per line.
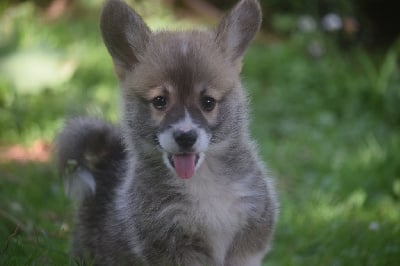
[173, 130, 197, 149]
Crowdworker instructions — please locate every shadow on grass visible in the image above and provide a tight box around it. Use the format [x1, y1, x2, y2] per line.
[0, 161, 72, 265]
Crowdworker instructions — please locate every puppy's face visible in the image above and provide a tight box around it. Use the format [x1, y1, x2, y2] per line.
[100, 0, 261, 178]
[145, 81, 215, 179]
[122, 32, 239, 178]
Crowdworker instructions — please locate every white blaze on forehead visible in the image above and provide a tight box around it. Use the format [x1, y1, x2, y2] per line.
[176, 110, 195, 131]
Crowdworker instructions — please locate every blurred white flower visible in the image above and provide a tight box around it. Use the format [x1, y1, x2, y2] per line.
[298, 15, 317, 33]
[322, 13, 342, 32]
[369, 221, 380, 231]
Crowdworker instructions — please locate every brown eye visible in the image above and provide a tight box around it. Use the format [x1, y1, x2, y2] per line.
[201, 96, 216, 112]
[152, 96, 167, 110]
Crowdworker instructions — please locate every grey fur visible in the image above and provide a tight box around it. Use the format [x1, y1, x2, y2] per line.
[55, 0, 278, 265]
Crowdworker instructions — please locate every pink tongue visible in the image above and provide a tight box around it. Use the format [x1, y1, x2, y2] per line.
[173, 154, 196, 179]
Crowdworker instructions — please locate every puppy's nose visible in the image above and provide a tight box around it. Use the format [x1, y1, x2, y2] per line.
[173, 130, 197, 149]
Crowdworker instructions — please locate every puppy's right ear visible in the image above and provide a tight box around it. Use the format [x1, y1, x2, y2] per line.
[215, 0, 261, 65]
[100, 0, 150, 75]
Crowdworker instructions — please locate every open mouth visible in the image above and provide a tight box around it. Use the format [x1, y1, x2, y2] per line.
[168, 153, 200, 179]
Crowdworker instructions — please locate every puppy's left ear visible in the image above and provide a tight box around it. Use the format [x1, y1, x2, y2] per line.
[215, 0, 261, 64]
[100, 0, 151, 78]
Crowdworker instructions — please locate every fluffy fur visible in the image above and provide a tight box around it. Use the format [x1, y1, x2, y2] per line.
[55, 0, 278, 265]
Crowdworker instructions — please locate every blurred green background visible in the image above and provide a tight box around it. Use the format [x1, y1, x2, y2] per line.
[0, 0, 399, 265]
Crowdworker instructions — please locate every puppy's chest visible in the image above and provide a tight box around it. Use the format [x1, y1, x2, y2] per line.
[184, 174, 251, 262]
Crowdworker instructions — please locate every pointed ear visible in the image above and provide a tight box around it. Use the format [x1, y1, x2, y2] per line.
[215, 0, 261, 63]
[100, 0, 150, 72]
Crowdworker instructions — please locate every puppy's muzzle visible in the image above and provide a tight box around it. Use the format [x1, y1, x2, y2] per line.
[173, 129, 197, 150]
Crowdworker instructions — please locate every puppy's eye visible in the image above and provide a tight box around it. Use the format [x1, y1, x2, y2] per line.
[201, 96, 216, 112]
[152, 96, 167, 110]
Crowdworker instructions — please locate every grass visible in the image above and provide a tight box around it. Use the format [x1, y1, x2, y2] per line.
[244, 41, 400, 265]
[0, 1, 399, 265]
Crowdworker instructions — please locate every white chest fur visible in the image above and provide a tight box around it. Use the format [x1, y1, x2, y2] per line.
[184, 166, 251, 264]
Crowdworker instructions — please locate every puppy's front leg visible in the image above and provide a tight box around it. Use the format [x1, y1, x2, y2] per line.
[140, 230, 214, 266]
[225, 197, 277, 266]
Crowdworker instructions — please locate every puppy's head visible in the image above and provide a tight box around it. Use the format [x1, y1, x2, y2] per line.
[100, 0, 261, 179]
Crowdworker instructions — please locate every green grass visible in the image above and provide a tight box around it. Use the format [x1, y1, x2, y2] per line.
[1, 2, 399, 265]
[244, 40, 400, 265]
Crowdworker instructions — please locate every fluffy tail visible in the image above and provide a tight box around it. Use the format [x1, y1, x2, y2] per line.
[55, 117, 126, 201]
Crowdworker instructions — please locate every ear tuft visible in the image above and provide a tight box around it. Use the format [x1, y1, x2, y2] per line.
[100, 0, 150, 70]
[215, 0, 262, 62]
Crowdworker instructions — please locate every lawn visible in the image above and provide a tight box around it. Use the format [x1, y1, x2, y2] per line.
[0, 1, 399, 265]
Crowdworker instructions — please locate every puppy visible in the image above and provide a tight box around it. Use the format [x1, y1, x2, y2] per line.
[56, 0, 278, 265]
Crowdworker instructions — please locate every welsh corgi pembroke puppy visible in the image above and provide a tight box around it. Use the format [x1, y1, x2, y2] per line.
[56, 0, 278, 265]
